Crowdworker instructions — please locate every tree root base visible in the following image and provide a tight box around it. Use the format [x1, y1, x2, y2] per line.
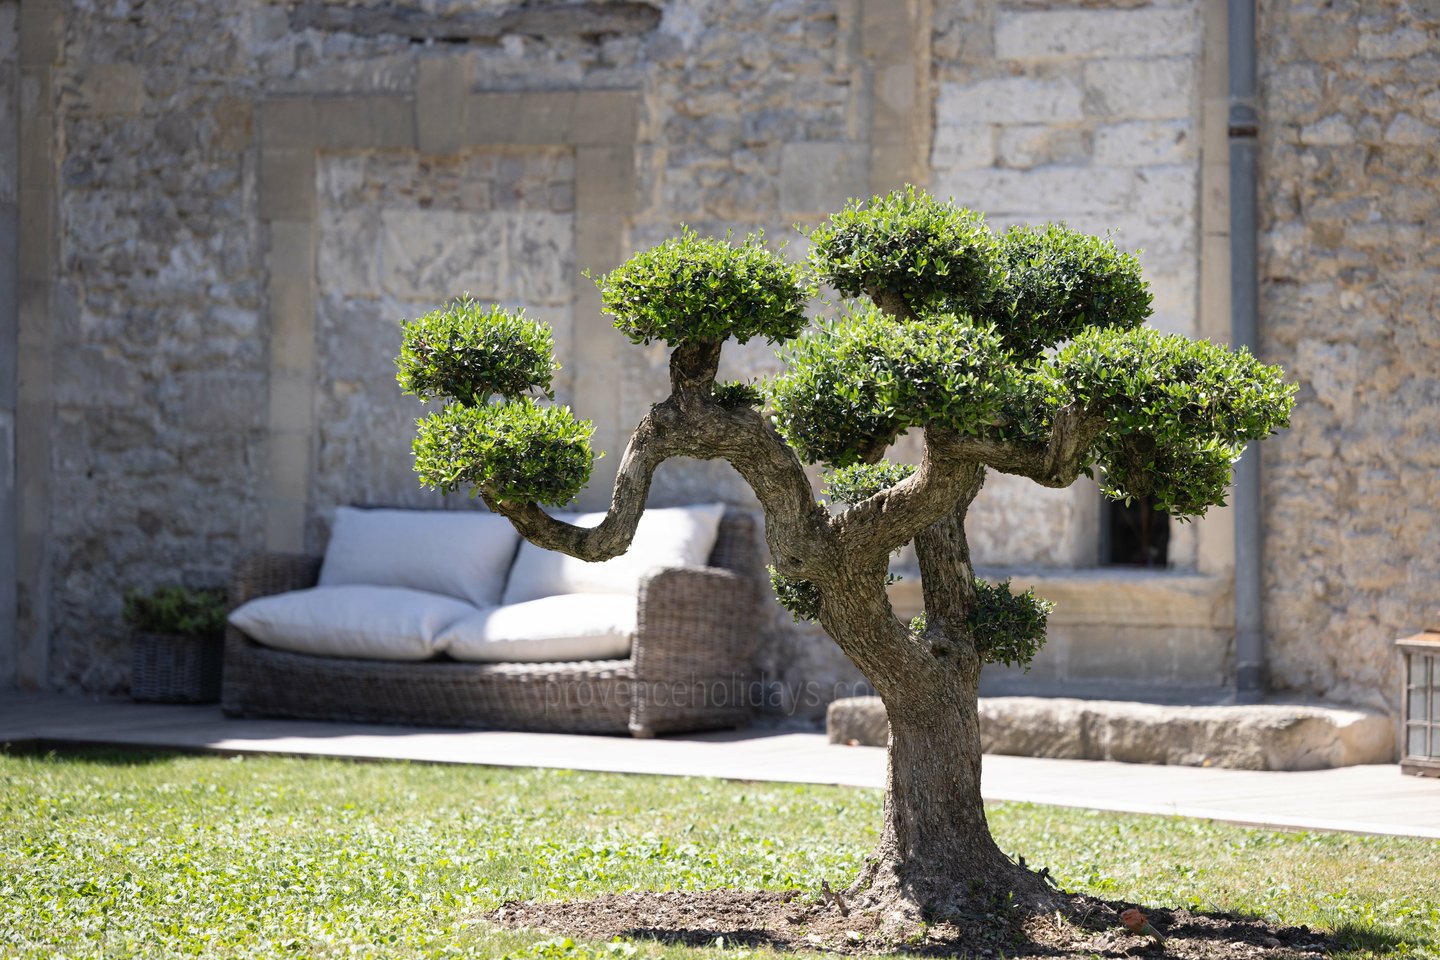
[491, 886, 1332, 957]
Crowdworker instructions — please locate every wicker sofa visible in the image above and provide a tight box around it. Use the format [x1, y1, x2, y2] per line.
[222, 510, 763, 737]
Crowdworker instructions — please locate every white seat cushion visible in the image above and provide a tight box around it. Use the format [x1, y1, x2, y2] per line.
[319, 507, 520, 608]
[500, 503, 726, 605]
[229, 585, 476, 661]
[440, 594, 637, 663]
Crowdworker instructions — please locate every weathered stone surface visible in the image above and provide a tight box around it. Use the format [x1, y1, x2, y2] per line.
[827, 696, 1396, 771]
[66, 64, 146, 118]
[935, 77, 1085, 124]
[994, 9, 1198, 62]
[778, 142, 866, 216]
[1383, 113, 1438, 145]
[1083, 58, 1195, 120]
[1131, 164, 1198, 218]
[892, 567, 1234, 696]
[930, 123, 995, 170]
[964, 472, 1097, 567]
[827, 696, 889, 746]
[1299, 115, 1356, 146]
[936, 167, 1135, 216]
[289, 1, 664, 42]
[381, 211, 507, 301]
[312, 147, 579, 541]
[1258, 0, 1440, 717]
[1093, 121, 1195, 168]
[995, 124, 1089, 169]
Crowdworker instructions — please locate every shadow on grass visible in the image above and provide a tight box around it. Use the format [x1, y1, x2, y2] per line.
[1024, 898, 1338, 959]
[2, 740, 185, 766]
[623, 927, 789, 951]
[1329, 918, 1414, 955]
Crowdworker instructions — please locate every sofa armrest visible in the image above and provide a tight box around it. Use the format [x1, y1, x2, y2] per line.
[629, 566, 760, 737]
[223, 552, 323, 716]
[634, 566, 758, 679]
[228, 552, 323, 609]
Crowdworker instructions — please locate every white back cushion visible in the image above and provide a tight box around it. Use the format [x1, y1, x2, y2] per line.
[500, 503, 726, 605]
[441, 594, 637, 663]
[319, 507, 520, 608]
[229, 586, 475, 661]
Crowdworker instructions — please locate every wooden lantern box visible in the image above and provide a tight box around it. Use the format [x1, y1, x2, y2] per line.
[1398, 630, 1440, 777]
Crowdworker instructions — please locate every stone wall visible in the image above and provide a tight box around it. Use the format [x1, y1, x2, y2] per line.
[38, 0, 268, 690]
[11, 0, 1433, 723]
[1257, 0, 1440, 712]
[17, 0, 888, 694]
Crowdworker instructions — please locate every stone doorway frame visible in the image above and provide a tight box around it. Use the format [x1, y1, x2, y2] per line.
[257, 65, 640, 551]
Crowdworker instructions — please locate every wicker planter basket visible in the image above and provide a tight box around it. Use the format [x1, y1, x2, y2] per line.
[131, 631, 224, 703]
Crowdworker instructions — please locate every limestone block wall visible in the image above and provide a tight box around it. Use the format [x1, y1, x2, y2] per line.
[1257, 0, 1440, 712]
[30, 1, 268, 690]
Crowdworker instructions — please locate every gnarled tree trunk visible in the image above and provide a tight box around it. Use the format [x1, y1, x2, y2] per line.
[824, 469, 1056, 920]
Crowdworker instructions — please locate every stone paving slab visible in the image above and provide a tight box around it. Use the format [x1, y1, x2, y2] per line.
[2, 693, 1438, 839]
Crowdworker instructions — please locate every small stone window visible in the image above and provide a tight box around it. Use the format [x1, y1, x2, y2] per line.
[1101, 495, 1170, 567]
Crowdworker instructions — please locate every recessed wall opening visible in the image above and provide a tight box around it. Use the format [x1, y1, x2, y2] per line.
[1102, 495, 1170, 567]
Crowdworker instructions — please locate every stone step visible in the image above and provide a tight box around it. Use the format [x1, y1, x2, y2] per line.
[826, 695, 1396, 771]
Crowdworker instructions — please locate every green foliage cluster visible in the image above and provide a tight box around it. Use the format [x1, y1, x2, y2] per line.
[412, 399, 595, 506]
[397, 301, 594, 506]
[1053, 327, 1295, 516]
[397, 299, 558, 406]
[710, 380, 764, 409]
[979, 223, 1151, 355]
[823, 461, 916, 505]
[122, 587, 227, 640]
[769, 308, 1015, 466]
[776, 197, 1169, 467]
[597, 229, 810, 347]
[892, 579, 1049, 667]
[969, 578, 1052, 668]
[809, 187, 998, 318]
[769, 567, 822, 623]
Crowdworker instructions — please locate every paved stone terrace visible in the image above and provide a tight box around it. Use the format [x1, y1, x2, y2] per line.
[2, 693, 1437, 840]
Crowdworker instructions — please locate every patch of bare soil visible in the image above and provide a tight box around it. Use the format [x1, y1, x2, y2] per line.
[491, 889, 1333, 958]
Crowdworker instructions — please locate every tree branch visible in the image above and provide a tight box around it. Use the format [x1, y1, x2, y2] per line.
[937, 403, 1106, 488]
[828, 432, 979, 559]
[914, 493, 982, 641]
[487, 345, 832, 575]
[867, 288, 918, 321]
[831, 402, 1104, 563]
[668, 337, 723, 400]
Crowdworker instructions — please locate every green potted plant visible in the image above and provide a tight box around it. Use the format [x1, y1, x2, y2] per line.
[124, 586, 228, 703]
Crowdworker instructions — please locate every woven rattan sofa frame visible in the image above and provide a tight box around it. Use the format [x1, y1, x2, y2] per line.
[221, 510, 763, 737]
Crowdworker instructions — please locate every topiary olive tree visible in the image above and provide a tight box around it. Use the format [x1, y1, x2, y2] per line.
[396, 188, 1294, 923]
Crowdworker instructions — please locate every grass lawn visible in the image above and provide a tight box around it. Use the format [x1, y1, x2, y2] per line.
[0, 749, 1436, 959]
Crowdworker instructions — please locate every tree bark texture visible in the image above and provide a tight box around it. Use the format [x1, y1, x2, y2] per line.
[819, 473, 1056, 918]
